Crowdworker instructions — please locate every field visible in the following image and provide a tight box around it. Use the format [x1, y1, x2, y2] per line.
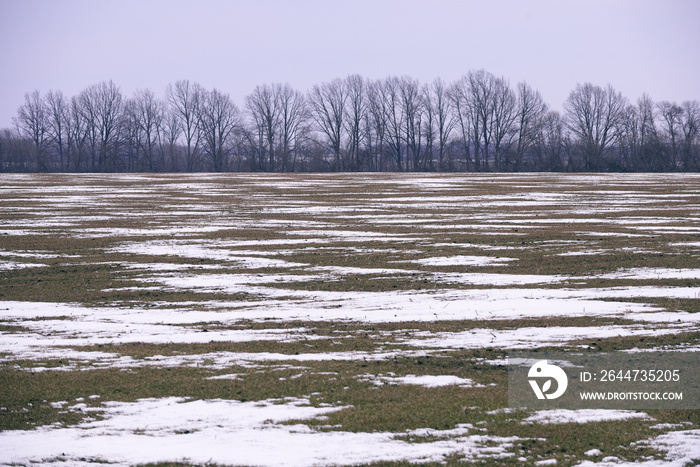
[1, 172, 699, 466]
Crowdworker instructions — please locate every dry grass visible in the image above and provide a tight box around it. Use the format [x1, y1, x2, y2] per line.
[1, 172, 699, 465]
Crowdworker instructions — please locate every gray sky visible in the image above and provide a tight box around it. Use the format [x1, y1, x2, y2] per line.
[1, 0, 698, 129]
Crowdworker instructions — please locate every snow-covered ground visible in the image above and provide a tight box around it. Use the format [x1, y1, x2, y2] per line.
[1, 173, 699, 466]
[0, 397, 522, 466]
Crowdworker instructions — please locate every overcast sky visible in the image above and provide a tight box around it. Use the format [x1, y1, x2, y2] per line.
[1, 0, 698, 129]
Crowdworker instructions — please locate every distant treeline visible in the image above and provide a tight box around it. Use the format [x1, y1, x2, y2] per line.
[1, 72, 699, 173]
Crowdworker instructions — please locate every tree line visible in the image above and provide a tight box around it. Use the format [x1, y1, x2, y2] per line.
[1, 71, 698, 173]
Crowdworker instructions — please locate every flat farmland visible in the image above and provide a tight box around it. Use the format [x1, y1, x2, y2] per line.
[1, 173, 699, 466]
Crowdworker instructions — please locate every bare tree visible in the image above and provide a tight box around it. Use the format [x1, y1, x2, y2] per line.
[490, 77, 518, 171]
[680, 100, 700, 170]
[423, 78, 454, 171]
[422, 84, 436, 171]
[616, 104, 639, 171]
[308, 79, 346, 170]
[78, 81, 124, 170]
[379, 77, 406, 171]
[450, 70, 515, 171]
[535, 110, 565, 171]
[14, 90, 50, 171]
[244, 83, 306, 172]
[277, 84, 307, 172]
[166, 80, 202, 171]
[344, 74, 366, 170]
[620, 95, 663, 171]
[467, 70, 495, 171]
[161, 107, 182, 171]
[78, 87, 99, 169]
[45, 90, 71, 171]
[0, 129, 8, 171]
[365, 80, 389, 171]
[0, 129, 7, 171]
[199, 88, 241, 172]
[635, 94, 662, 170]
[399, 76, 424, 171]
[6, 71, 700, 174]
[69, 95, 89, 171]
[513, 82, 547, 171]
[657, 101, 683, 170]
[131, 89, 164, 171]
[449, 76, 474, 170]
[245, 84, 280, 171]
[122, 99, 143, 171]
[637, 95, 657, 149]
[0, 128, 33, 172]
[564, 83, 627, 171]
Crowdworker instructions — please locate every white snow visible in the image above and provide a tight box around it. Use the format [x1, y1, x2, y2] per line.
[284, 229, 428, 243]
[0, 397, 523, 466]
[593, 268, 700, 281]
[0, 250, 71, 259]
[110, 240, 309, 268]
[645, 429, 700, 466]
[3, 285, 697, 367]
[4, 173, 700, 466]
[0, 260, 47, 270]
[522, 409, 650, 424]
[400, 325, 679, 350]
[357, 373, 482, 388]
[576, 429, 700, 466]
[109, 280, 682, 323]
[411, 255, 516, 267]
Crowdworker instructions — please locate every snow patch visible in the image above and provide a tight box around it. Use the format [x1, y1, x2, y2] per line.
[0, 397, 524, 466]
[412, 255, 516, 267]
[357, 373, 482, 388]
[522, 409, 650, 424]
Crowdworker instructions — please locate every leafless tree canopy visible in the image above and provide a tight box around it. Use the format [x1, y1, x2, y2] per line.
[3, 72, 698, 172]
